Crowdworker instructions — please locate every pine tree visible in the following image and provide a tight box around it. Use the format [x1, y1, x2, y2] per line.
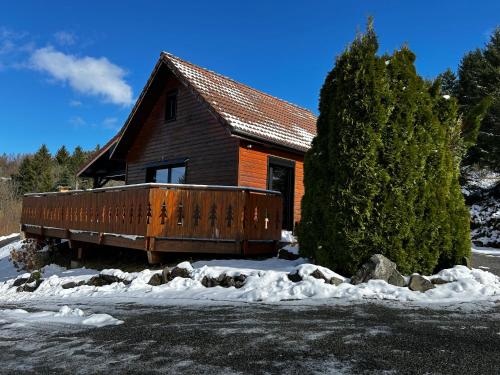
[32, 144, 54, 192]
[437, 68, 458, 97]
[457, 27, 500, 172]
[55, 145, 70, 165]
[15, 157, 37, 195]
[299, 20, 471, 275]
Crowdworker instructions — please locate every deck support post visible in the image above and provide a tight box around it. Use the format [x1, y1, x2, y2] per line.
[147, 251, 162, 265]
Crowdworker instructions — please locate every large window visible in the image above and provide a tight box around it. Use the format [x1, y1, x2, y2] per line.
[165, 90, 177, 122]
[146, 164, 186, 184]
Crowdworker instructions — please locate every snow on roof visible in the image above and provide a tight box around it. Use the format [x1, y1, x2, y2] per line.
[162, 52, 317, 152]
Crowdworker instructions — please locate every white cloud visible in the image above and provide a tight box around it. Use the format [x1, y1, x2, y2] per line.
[54, 31, 76, 46]
[69, 100, 82, 107]
[102, 117, 120, 130]
[69, 116, 86, 127]
[30, 46, 133, 106]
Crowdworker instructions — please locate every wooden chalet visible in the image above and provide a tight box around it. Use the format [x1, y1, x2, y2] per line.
[21, 52, 317, 262]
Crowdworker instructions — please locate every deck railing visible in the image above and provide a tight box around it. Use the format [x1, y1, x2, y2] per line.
[21, 183, 283, 255]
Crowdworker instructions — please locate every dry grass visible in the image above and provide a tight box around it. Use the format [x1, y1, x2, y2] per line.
[0, 181, 21, 236]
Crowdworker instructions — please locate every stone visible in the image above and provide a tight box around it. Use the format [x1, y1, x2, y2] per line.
[99, 274, 123, 284]
[278, 248, 300, 261]
[12, 277, 29, 287]
[165, 266, 192, 282]
[148, 273, 163, 286]
[329, 276, 344, 286]
[17, 279, 42, 292]
[351, 254, 405, 287]
[287, 271, 302, 282]
[408, 274, 435, 292]
[201, 274, 247, 288]
[431, 277, 449, 285]
[161, 267, 172, 283]
[62, 281, 78, 289]
[86, 275, 112, 287]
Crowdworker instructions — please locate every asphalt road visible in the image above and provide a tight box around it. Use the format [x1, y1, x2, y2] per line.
[0, 252, 499, 375]
[1, 299, 500, 375]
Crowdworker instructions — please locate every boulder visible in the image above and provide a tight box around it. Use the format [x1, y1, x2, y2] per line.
[431, 277, 449, 285]
[278, 248, 300, 261]
[165, 266, 192, 282]
[12, 277, 29, 287]
[351, 254, 405, 287]
[287, 271, 302, 282]
[201, 274, 247, 288]
[408, 274, 435, 292]
[161, 267, 172, 283]
[86, 275, 110, 287]
[61, 280, 86, 289]
[148, 273, 163, 286]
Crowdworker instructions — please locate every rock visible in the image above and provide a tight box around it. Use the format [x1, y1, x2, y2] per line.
[201, 274, 247, 288]
[148, 273, 163, 286]
[161, 267, 171, 283]
[86, 275, 110, 287]
[17, 279, 42, 292]
[27, 271, 42, 284]
[408, 274, 435, 292]
[12, 277, 29, 287]
[329, 276, 344, 286]
[431, 277, 449, 285]
[99, 274, 123, 284]
[165, 266, 192, 282]
[62, 281, 77, 289]
[278, 248, 300, 261]
[351, 254, 405, 287]
[287, 270, 302, 282]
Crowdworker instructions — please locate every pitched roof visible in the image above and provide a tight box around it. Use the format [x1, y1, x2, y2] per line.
[161, 52, 317, 152]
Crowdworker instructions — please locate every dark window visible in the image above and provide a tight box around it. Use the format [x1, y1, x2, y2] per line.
[165, 90, 177, 122]
[146, 164, 186, 184]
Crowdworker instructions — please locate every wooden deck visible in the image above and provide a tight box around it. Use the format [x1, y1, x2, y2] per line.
[21, 183, 283, 263]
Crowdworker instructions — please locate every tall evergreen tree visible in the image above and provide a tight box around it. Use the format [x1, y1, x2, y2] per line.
[55, 145, 70, 165]
[32, 144, 54, 192]
[437, 68, 458, 97]
[15, 157, 37, 195]
[457, 27, 500, 172]
[299, 20, 470, 275]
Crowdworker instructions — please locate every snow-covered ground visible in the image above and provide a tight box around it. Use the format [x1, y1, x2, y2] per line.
[1, 238, 500, 308]
[0, 305, 123, 328]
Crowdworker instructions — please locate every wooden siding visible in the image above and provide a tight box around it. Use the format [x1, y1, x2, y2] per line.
[238, 141, 305, 225]
[126, 77, 239, 186]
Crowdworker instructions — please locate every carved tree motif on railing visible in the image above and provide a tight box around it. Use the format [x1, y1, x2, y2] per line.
[193, 204, 201, 227]
[209, 204, 217, 227]
[226, 205, 233, 228]
[146, 203, 152, 224]
[108, 207, 112, 224]
[177, 202, 184, 226]
[253, 207, 258, 227]
[264, 208, 269, 230]
[122, 204, 126, 224]
[137, 204, 142, 224]
[129, 205, 134, 224]
[160, 201, 167, 225]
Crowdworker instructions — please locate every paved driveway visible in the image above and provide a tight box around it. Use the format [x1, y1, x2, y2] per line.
[1, 300, 500, 375]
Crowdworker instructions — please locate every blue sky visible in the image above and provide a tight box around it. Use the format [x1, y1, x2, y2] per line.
[0, 1, 498, 155]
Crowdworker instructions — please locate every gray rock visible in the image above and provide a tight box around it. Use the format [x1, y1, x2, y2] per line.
[408, 274, 435, 292]
[201, 274, 247, 289]
[278, 249, 300, 261]
[165, 266, 192, 282]
[329, 276, 344, 286]
[86, 275, 110, 287]
[162, 267, 172, 283]
[61, 280, 85, 289]
[351, 254, 405, 287]
[148, 273, 163, 286]
[17, 279, 42, 292]
[12, 277, 29, 287]
[431, 277, 449, 285]
[287, 271, 302, 282]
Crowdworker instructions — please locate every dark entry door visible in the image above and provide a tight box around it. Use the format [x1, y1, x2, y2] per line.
[268, 157, 295, 231]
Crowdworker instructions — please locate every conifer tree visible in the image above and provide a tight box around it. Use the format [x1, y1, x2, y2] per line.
[15, 157, 37, 195]
[457, 27, 500, 172]
[32, 144, 54, 192]
[299, 19, 471, 275]
[55, 145, 70, 165]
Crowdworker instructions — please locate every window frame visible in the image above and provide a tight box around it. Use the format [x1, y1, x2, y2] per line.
[145, 159, 187, 184]
[164, 89, 178, 123]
